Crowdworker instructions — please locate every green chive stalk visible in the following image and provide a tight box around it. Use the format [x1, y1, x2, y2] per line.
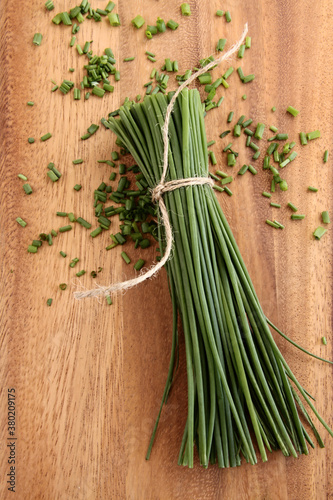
[108, 89, 332, 468]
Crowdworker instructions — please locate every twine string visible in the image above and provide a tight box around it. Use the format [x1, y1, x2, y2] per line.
[74, 23, 248, 300]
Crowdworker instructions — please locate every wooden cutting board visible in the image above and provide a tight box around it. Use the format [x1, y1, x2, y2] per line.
[1, 0, 332, 498]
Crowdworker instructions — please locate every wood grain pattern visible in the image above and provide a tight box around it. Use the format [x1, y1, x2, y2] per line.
[1, 1, 332, 499]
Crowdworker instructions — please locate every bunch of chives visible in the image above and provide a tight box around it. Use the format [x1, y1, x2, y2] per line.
[108, 89, 332, 468]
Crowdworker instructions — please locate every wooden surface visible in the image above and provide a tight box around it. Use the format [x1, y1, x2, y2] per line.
[1, 1, 333, 498]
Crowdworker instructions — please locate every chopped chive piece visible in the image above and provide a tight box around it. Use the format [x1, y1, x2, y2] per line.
[275, 133, 288, 141]
[279, 180, 288, 191]
[33, 33, 43, 46]
[60, 12, 72, 25]
[254, 123, 265, 140]
[180, 2, 191, 15]
[74, 88, 81, 100]
[70, 36, 76, 46]
[270, 125, 278, 133]
[121, 251, 131, 264]
[221, 176, 233, 185]
[27, 245, 38, 253]
[322, 211, 330, 224]
[262, 191, 272, 198]
[76, 270, 86, 277]
[221, 78, 229, 89]
[245, 36, 251, 48]
[225, 10, 231, 22]
[219, 130, 230, 139]
[213, 185, 224, 193]
[287, 203, 298, 212]
[77, 217, 91, 229]
[23, 184, 33, 195]
[52, 13, 62, 24]
[307, 130, 320, 141]
[166, 19, 179, 30]
[51, 229, 57, 237]
[238, 164, 248, 175]
[114, 70, 120, 81]
[223, 67, 234, 80]
[227, 153, 236, 166]
[233, 124, 241, 137]
[242, 119, 253, 128]
[227, 111, 234, 123]
[90, 226, 102, 238]
[47, 170, 59, 182]
[246, 137, 251, 147]
[273, 150, 280, 162]
[308, 186, 318, 192]
[76, 44, 83, 55]
[60, 251, 67, 258]
[207, 140, 216, 147]
[145, 51, 155, 57]
[74, 184, 82, 191]
[271, 106, 276, 112]
[123, 56, 135, 62]
[27, 101, 34, 106]
[46, 298, 53, 307]
[108, 13, 121, 26]
[252, 150, 261, 160]
[237, 67, 244, 81]
[267, 142, 277, 155]
[51, 85, 58, 92]
[322, 337, 327, 345]
[216, 10, 224, 16]
[270, 202, 281, 208]
[105, 295, 112, 305]
[313, 226, 327, 240]
[133, 259, 145, 271]
[131, 15, 145, 29]
[215, 170, 229, 178]
[217, 97, 224, 107]
[41, 132, 52, 141]
[59, 283, 67, 290]
[266, 220, 280, 229]
[223, 142, 233, 152]
[287, 106, 299, 117]
[223, 186, 233, 196]
[244, 128, 254, 136]
[30, 240, 41, 247]
[57, 224, 72, 233]
[18, 174, 28, 181]
[45, 0, 54, 10]
[72, 159, 83, 165]
[242, 94, 247, 100]
[323, 150, 329, 162]
[105, 2, 115, 13]
[237, 45, 245, 58]
[198, 74, 212, 84]
[28, 138, 35, 143]
[273, 220, 285, 229]
[87, 123, 99, 135]
[16, 217, 27, 227]
[92, 87, 105, 97]
[299, 132, 308, 145]
[243, 74, 255, 83]
[279, 159, 290, 168]
[216, 38, 226, 52]
[291, 214, 305, 220]
[248, 164, 257, 175]
[249, 142, 259, 152]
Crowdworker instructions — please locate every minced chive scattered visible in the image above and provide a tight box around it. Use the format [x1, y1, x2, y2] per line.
[307, 130, 320, 141]
[46, 298, 53, 306]
[76, 217, 91, 229]
[76, 270, 86, 277]
[322, 337, 327, 345]
[262, 191, 272, 198]
[300, 132, 308, 145]
[166, 19, 179, 30]
[227, 153, 236, 166]
[123, 57, 135, 62]
[225, 10, 231, 22]
[27, 101, 34, 106]
[90, 226, 102, 238]
[181, 3, 191, 15]
[28, 138, 35, 144]
[45, 0, 54, 10]
[216, 10, 224, 17]
[238, 45, 245, 59]
[275, 133, 288, 141]
[23, 184, 33, 195]
[313, 227, 327, 240]
[131, 15, 145, 29]
[308, 186, 318, 192]
[271, 106, 276, 112]
[291, 214, 305, 220]
[270, 202, 281, 208]
[41, 133, 52, 141]
[18, 174, 28, 181]
[287, 203, 298, 212]
[217, 38, 226, 52]
[242, 94, 247, 100]
[248, 164, 257, 175]
[59, 283, 67, 290]
[266, 220, 280, 229]
[223, 186, 233, 196]
[108, 13, 121, 26]
[59, 225, 72, 233]
[321, 211, 330, 224]
[243, 74, 255, 83]
[105, 295, 112, 305]
[16, 217, 27, 227]
[227, 111, 234, 123]
[323, 150, 329, 162]
[74, 184, 82, 191]
[254, 123, 265, 140]
[270, 125, 278, 133]
[72, 159, 83, 164]
[121, 251, 131, 264]
[238, 164, 248, 175]
[60, 251, 67, 257]
[33, 33, 43, 46]
[245, 36, 251, 48]
[286, 106, 299, 117]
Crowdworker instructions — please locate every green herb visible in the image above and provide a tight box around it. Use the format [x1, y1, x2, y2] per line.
[123, 57, 135, 62]
[76, 270, 86, 277]
[166, 19, 179, 30]
[60, 251, 67, 258]
[59, 283, 67, 290]
[33, 33, 43, 46]
[323, 150, 329, 163]
[321, 211, 330, 224]
[287, 203, 298, 212]
[16, 217, 27, 227]
[237, 45, 245, 59]
[105, 2, 115, 13]
[59, 225, 72, 233]
[216, 38, 226, 52]
[286, 106, 299, 117]
[322, 337, 327, 345]
[108, 12, 121, 26]
[46, 298, 53, 306]
[262, 191, 272, 198]
[41, 132, 52, 141]
[308, 186, 318, 192]
[243, 74, 255, 83]
[254, 123, 265, 140]
[28, 138, 35, 144]
[225, 10, 231, 22]
[275, 133, 288, 141]
[271, 106, 276, 112]
[216, 10, 224, 16]
[299, 132, 308, 145]
[45, 0, 54, 10]
[23, 184, 33, 195]
[106, 295, 112, 305]
[227, 111, 234, 123]
[219, 130, 230, 139]
[238, 164, 248, 175]
[248, 164, 257, 175]
[242, 94, 247, 100]
[307, 130, 320, 141]
[245, 36, 251, 48]
[90, 226, 102, 238]
[27, 101, 34, 106]
[313, 227, 327, 240]
[291, 214, 305, 220]
[270, 202, 281, 208]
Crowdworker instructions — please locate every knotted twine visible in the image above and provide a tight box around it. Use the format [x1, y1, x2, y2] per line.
[74, 24, 248, 300]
